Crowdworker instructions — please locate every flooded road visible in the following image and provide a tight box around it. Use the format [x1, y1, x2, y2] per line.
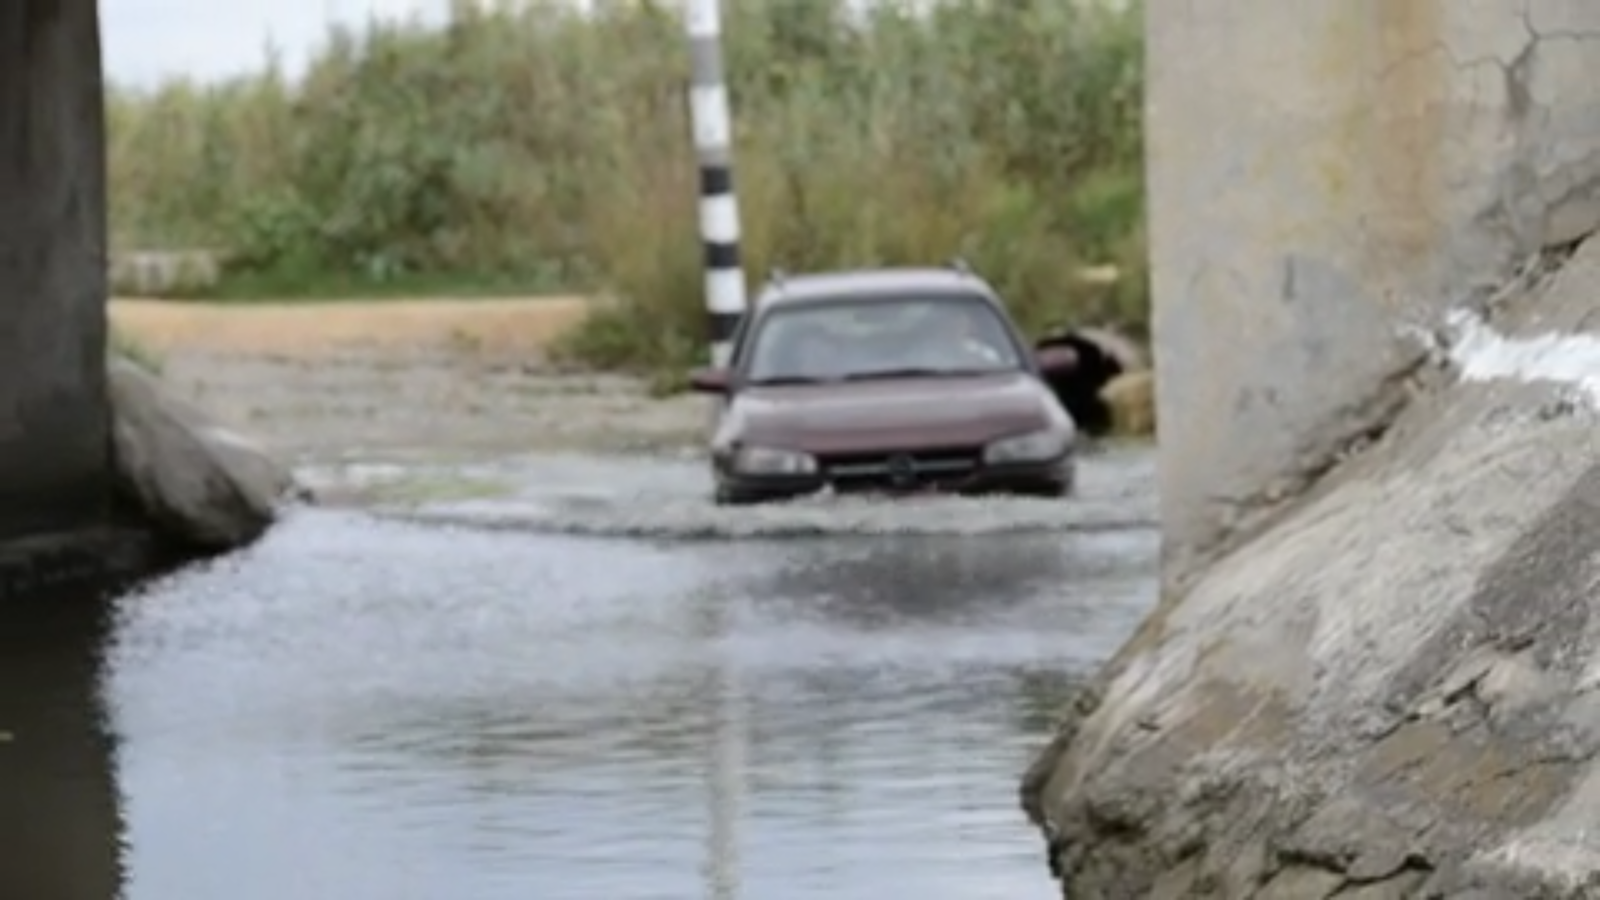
[5, 448, 1158, 900]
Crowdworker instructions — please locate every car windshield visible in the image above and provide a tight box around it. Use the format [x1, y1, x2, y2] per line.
[743, 293, 1022, 384]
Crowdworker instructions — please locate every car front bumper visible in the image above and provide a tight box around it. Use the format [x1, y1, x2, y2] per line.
[714, 455, 1075, 504]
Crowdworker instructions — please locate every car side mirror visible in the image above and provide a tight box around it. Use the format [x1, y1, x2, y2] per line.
[687, 366, 731, 394]
[1034, 344, 1079, 376]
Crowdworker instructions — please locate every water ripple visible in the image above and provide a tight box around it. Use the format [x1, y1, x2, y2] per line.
[96, 448, 1159, 900]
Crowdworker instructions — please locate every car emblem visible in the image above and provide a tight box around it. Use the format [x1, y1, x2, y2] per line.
[886, 454, 918, 485]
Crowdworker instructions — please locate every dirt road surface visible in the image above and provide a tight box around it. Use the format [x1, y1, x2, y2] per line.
[110, 297, 708, 462]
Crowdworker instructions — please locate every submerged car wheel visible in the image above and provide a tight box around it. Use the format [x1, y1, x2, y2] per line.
[1021, 469, 1075, 499]
[713, 482, 813, 506]
[994, 482, 1070, 500]
[712, 483, 761, 506]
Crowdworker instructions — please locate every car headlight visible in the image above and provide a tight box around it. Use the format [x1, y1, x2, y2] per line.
[732, 445, 818, 475]
[984, 426, 1072, 464]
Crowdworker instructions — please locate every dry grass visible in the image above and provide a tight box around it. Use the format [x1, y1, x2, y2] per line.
[109, 296, 591, 358]
[109, 295, 1157, 440]
[107, 0, 1146, 371]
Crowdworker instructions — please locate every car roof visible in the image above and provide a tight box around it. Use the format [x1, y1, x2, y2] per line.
[756, 266, 996, 308]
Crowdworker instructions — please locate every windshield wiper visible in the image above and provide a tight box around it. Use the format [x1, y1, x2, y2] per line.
[747, 375, 835, 386]
[839, 367, 990, 381]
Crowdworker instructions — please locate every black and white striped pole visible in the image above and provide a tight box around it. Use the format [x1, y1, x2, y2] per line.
[686, 5, 748, 873]
[686, 0, 747, 368]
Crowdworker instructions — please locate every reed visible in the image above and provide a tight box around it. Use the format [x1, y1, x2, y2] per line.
[106, 0, 1146, 370]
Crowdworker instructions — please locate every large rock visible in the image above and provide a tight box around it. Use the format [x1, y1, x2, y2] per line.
[1021, 242, 1600, 897]
[108, 357, 295, 551]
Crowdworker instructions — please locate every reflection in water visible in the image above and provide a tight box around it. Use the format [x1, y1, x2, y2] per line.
[0, 593, 123, 900]
[100, 507, 1156, 900]
[698, 594, 744, 900]
[741, 531, 1144, 627]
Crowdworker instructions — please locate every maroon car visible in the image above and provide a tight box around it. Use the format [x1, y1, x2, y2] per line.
[687, 265, 1080, 505]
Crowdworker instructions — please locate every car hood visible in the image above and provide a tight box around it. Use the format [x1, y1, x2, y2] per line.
[722, 372, 1060, 454]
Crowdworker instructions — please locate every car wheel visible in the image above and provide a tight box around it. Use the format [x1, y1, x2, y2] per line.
[1019, 474, 1073, 499]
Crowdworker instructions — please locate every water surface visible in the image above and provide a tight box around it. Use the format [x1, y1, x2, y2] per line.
[11, 450, 1160, 900]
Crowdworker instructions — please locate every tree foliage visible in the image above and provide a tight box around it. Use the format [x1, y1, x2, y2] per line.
[107, 0, 1146, 368]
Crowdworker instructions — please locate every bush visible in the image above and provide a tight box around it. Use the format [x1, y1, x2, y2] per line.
[107, 0, 1146, 371]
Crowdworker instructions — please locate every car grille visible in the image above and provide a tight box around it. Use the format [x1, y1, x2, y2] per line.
[818, 446, 981, 493]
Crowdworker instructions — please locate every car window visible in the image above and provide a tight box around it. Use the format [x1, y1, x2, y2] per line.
[743, 294, 1022, 383]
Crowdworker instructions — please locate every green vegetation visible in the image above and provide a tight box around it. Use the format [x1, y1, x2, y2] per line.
[107, 0, 1145, 371]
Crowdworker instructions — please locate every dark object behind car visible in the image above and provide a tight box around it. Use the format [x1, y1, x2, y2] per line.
[687, 266, 1081, 505]
[1032, 325, 1145, 436]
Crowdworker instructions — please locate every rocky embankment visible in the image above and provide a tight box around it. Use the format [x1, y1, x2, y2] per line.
[1021, 240, 1600, 898]
[109, 356, 293, 554]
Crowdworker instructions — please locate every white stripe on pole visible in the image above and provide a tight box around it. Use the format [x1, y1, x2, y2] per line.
[706, 269, 746, 315]
[698, 193, 741, 245]
[689, 85, 733, 150]
[685, 0, 721, 39]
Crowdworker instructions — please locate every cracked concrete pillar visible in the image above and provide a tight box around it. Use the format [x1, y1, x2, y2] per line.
[1148, 0, 1600, 575]
[0, 0, 113, 540]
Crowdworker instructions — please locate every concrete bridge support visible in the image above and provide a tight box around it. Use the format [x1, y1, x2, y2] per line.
[0, 0, 113, 541]
[1149, 0, 1600, 577]
[0, 0, 125, 857]
[1025, 1, 1600, 896]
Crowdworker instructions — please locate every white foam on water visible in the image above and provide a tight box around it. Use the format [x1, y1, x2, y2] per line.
[1445, 310, 1600, 407]
[302, 448, 1161, 540]
[391, 491, 1154, 539]
[298, 462, 412, 492]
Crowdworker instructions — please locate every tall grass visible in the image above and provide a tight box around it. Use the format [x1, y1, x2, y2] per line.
[106, 0, 1145, 370]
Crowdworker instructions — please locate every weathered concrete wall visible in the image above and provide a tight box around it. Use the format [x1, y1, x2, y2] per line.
[0, 0, 114, 540]
[1022, 1, 1600, 895]
[1150, 0, 1600, 575]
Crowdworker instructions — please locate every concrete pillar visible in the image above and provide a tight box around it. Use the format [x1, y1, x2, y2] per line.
[1148, 0, 1600, 574]
[0, 0, 113, 540]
